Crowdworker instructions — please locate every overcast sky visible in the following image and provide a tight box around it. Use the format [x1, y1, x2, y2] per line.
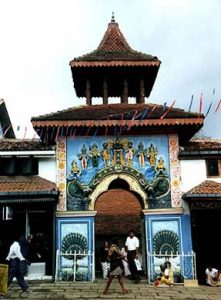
[0, 0, 220, 139]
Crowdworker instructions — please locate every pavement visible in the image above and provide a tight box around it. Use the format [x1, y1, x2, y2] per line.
[2, 279, 221, 300]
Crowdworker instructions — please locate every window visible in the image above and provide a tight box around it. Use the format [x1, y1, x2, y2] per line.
[206, 159, 221, 177]
[0, 157, 38, 176]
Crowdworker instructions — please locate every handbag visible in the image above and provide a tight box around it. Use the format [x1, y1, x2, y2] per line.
[134, 258, 142, 271]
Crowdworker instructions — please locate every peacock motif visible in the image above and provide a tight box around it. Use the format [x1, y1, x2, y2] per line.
[153, 229, 179, 256]
[61, 232, 88, 260]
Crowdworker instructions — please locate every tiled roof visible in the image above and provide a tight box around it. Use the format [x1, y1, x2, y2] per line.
[183, 139, 221, 151]
[31, 103, 203, 123]
[185, 180, 221, 197]
[31, 103, 204, 144]
[70, 18, 160, 65]
[0, 176, 57, 193]
[0, 139, 55, 151]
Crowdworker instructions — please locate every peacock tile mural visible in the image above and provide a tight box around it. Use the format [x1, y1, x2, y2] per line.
[146, 215, 194, 282]
[66, 135, 171, 210]
[56, 217, 94, 281]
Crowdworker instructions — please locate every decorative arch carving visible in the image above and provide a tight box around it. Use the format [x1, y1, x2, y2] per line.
[89, 173, 147, 210]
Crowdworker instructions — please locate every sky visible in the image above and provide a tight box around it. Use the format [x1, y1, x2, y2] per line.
[0, 0, 220, 139]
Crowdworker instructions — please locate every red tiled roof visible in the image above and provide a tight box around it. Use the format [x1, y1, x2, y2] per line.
[0, 139, 55, 151]
[31, 103, 203, 123]
[185, 180, 221, 196]
[70, 19, 160, 65]
[0, 176, 56, 193]
[31, 104, 204, 144]
[183, 139, 221, 151]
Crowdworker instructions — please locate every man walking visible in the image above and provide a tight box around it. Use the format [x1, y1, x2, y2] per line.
[125, 229, 140, 283]
[6, 235, 30, 295]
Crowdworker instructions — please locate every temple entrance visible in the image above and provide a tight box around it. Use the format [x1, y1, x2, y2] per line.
[94, 179, 144, 277]
[191, 209, 221, 284]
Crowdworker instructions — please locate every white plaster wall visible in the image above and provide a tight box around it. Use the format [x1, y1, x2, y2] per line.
[180, 159, 221, 192]
[38, 158, 56, 182]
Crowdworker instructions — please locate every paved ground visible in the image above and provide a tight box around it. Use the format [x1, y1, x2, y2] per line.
[2, 279, 221, 300]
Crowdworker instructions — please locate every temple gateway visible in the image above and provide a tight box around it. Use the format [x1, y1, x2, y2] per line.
[1, 15, 220, 285]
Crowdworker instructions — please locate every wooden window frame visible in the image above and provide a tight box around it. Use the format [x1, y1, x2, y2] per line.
[206, 159, 221, 178]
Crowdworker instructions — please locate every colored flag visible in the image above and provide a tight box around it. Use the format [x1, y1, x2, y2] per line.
[205, 102, 213, 117]
[199, 93, 203, 114]
[71, 127, 77, 139]
[119, 113, 124, 135]
[139, 108, 148, 122]
[188, 95, 194, 112]
[160, 100, 176, 119]
[93, 127, 98, 136]
[148, 105, 157, 117]
[3, 125, 11, 137]
[23, 126, 27, 140]
[127, 110, 138, 131]
[55, 127, 60, 141]
[105, 118, 109, 136]
[214, 99, 221, 113]
[163, 102, 167, 111]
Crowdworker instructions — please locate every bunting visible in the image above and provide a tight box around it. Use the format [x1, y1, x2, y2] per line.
[160, 100, 176, 119]
[199, 93, 203, 114]
[3, 125, 11, 137]
[205, 89, 215, 117]
[214, 99, 221, 113]
[188, 95, 194, 112]
[23, 126, 27, 140]
[127, 110, 138, 131]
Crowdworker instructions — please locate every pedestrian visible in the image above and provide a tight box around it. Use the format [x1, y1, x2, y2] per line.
[205, 265, 221, 287]
[154, 261, 174, 287]
[6, 234, 31, 296]
[121, 247, 131, 278]
[18, 234, 33, 275]
[125, 229, 140, 283]
[103, 240, 129, 295]
[99, 240, 110, 280]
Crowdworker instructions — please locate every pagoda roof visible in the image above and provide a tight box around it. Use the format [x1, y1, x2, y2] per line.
[31, 103, 204, 144]
[70, 17, 160, 67]
[31, 103, 202, 122]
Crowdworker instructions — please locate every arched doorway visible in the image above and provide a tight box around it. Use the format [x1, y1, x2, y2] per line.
[94, 178, 144, 277]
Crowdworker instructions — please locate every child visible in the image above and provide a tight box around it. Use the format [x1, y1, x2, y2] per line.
[154, 261, 174, 287]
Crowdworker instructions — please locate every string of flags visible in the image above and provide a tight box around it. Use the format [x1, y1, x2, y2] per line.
[1, 89, 220, 141]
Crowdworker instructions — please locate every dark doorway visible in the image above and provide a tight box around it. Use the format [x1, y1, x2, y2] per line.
[191, 209, 221, 284]
[0, 203, 54, 276]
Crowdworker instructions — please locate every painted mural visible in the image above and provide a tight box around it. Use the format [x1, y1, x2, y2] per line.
[146, 216, 195, 282]
[56, 218, 94, 281]
[66, 135, 171, 210]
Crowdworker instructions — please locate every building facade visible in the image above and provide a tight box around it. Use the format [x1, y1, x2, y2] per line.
[1, 17, 220, 284]
[31, 16, 205, 283]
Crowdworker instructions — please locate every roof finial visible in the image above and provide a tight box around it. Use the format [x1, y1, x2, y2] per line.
[111, 12, 115, 22]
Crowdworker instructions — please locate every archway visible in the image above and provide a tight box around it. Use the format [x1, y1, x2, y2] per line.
[93, 178, 144, 277]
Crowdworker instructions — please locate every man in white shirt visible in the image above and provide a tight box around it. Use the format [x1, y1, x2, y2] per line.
[6, 238, 29, 294]
[125, 229, 140, 283]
